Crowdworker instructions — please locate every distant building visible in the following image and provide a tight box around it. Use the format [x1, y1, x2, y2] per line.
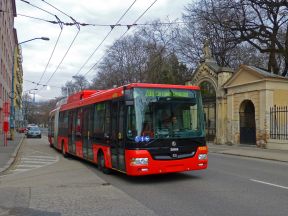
[13, 29, 24, 129]
[187, 42, 288, 150]
[0, 0, 17, 134]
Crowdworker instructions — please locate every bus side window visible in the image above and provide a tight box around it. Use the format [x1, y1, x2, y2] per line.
[104, 102, 111, 139]
[94, 103, 106, 140]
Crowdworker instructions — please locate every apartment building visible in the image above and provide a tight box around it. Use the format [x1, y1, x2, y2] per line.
[0, 0, 17, 133]
[13, 28, 24, 129]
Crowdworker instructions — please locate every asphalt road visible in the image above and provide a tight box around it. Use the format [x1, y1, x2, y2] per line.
[1, 136, 287, 216]
[93, 153, 288, 216]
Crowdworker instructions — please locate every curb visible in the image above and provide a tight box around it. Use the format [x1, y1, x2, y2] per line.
[0, 136, 25, 174]
[209, 149, 288, 163]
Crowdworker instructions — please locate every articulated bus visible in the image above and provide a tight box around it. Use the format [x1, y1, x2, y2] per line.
[48, 83, 208, 176]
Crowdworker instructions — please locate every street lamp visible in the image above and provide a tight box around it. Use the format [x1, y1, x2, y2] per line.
[19, 37, 50, 45]
[9, 37, 49, 140]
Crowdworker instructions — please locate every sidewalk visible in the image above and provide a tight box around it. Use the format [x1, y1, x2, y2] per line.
[208, 142, 288, 162]
[0, 132, 24, 173]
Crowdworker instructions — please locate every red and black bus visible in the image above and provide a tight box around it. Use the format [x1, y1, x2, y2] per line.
[48, 83, 208, 176]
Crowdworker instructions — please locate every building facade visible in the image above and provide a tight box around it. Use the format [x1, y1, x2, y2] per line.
[0, 0, 17, 134]
[188, 43, 288, 150]
[13, 28, 24, 129]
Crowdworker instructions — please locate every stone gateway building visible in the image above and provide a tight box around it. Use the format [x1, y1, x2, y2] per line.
[187, 45, 288, 150]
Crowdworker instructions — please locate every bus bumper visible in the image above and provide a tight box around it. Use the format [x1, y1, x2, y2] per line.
[125, 148, 208, 176]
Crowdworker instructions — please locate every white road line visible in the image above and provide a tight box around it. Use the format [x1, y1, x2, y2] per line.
[250, 179, 288, 190]
[21, 159, 57, 162]
[22, 157, 57, 160]
[12, 168, 31, 172]
[23, 155, 55, 158]
[17, 164, 43, 168]
[20, 161, 55, 164]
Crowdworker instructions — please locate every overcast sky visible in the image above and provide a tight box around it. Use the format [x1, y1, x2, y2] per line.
[15, 0, 193, 101]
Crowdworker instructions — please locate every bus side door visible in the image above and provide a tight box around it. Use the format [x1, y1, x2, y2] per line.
[68, 110, 76, 154]
[110, 100, 125, 172]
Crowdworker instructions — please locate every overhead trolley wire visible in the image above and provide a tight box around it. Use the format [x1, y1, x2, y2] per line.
[38, 31, 81, 93]
[24, 79, 63, 89]
[36, 23, 64, 86]
[35, 1, 82, 93]
[15, 10, 189, 27]
[39, 0, 72, 19]
[72, 0, 138, 77]
[82, 0, 159, 77]
[16, 0, 68, 91]
[16, 13, 59, 23]
[18, 0, 56, 17]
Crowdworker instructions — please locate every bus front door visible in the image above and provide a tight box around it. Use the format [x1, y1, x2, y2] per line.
[68, 111, 76, 154]
[110, 101, 126, 172]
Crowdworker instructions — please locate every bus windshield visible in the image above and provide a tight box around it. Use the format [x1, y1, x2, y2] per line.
[127, 87, 205, 140]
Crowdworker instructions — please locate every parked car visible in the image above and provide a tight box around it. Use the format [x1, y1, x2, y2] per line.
[25, 124, 38, 134]
[26, 127, 42, 138]
[17, 127, 26, 133]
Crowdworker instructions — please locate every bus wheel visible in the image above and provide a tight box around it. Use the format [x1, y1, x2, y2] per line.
[62, 143, 68, 158]
[97, 152, 110, 174]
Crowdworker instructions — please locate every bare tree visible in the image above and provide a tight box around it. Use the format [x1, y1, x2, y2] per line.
[61, 75, 89, 96]
[192, 0, 288, 75]
[179, 0, 267, 70]
[92, 34, 148, 89]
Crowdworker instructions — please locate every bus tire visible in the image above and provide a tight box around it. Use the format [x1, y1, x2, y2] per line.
[62, 142, 68, 158]
[97, 151, 110, 174]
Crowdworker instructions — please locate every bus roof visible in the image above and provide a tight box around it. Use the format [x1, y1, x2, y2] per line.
[58, 83, 200, 111]
[125, 83, 200, 90]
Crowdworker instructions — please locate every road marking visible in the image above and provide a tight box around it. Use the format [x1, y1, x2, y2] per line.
[22, 155, 57, 159]
[17, 164, 43, 168]
[12, 168, 31, 172]
[20, 161, 56, 164]
[22, 157, 56, 160]
[250, 179, 288, 190]
[1, 155, 59, 176]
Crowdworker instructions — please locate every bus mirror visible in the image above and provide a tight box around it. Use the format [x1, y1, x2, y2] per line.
[125, 101, 134, 106]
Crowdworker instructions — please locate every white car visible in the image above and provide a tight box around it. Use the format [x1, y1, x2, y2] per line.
[26, 127, 42, 138]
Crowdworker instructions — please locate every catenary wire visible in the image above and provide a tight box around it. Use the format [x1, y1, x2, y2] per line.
[24, 79, 63, 89]
[36, 26, 64, 86]
[16, 0, 69, 91]
[72, 0, 138, 77]
[18, 0, 56, 17]
[82, 0, 159, 77]
[31, 0, 82, 93]
[3, 8, 188, 27]
[37, 28, 81, 93]
[39, 0, 74, 20]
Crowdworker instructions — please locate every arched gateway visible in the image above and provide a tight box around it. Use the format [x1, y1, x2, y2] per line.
[239, 100, 256, 145]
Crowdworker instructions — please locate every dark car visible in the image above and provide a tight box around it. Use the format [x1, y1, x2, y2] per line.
[26, 127, 42, 138]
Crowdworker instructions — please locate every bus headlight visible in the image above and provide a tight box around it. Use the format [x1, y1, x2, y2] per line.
[131, 158, 149, 165]
[198, 154, 207, 160]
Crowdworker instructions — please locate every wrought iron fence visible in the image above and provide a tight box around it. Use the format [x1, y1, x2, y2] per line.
[270, 105, 288, 140]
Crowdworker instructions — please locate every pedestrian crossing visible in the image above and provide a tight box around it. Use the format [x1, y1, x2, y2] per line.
[3, 154, 59, 176]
